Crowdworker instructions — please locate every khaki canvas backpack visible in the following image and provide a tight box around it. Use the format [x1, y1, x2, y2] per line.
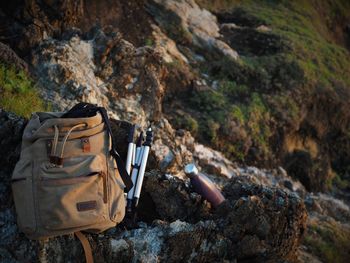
[11, 103, 133, 262]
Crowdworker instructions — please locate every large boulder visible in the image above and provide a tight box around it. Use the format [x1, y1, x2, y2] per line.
[30, 31, 165, 127]
[147, 0, 239, 60]
[31, 35, 110, 112]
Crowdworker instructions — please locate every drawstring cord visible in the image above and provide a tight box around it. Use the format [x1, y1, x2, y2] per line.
[58, 123, 86, 158]
[50, 123, 87, 165]
[51, 125, 59, 157]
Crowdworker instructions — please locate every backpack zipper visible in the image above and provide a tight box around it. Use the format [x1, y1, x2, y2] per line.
[100, 172, 107, 204]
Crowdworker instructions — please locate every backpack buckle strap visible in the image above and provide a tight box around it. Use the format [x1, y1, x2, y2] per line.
[49, 155, 63, 166]
[110, 149, 133, 192]
[81, 137, 91, 152]
[46, 140, 53, 155]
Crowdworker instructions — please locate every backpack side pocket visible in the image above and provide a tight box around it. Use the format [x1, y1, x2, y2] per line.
[12, 160, 37, 235]
[108, 157, 125, 223]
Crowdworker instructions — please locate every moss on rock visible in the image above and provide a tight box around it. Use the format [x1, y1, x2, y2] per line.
[0, 64, 48, 118]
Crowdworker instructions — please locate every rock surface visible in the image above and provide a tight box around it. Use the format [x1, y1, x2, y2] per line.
[193, 143, 237, 179]
[0, 42, 28, 72]
[0, 112, 307, 262]
[151, 24, 189, 64]
[147, 0, 239, 60]
[0, 0, 154, 56]
[31, 36, 110, 111]
[30, 30, 165, 127]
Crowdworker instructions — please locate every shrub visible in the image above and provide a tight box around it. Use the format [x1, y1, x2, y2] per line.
[207, 119, 220, 143]
[270, 94, 300, 122]
[227, 143, 245, 161]
[174, 114, 199, 135]
[304, 219, 350, 263]
[219, 80, 250, 101]
[230, 105, 245, 124]
[332, 173, 350, 190]
[189, 89, 227, 113]
[145, 38, 154, 47]
[245, 93, 272, 152]
[0, 64, 48, 118]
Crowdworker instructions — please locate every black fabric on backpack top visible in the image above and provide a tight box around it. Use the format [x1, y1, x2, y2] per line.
[61, 103, 98, 118]
[62, 102, 133, 192]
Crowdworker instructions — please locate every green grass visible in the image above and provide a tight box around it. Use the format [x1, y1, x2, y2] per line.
[304, 219, 350, 263]
[188, 89, 227, 143]
[332, 173, 350, 190]
[230, 104, 245, 124]
[270, 94, 300, 123]
[145, 38, 154, 47]
[245, 93, 272, 153]
[164, 21, 193, 45]
[185, 87, 272, 160]
[0, 64, 48, 118]
[199, 0, 350, 89]
[173, 114, 199, 135]
[218, 80, 250, 100]
[175, 0, 350, 164]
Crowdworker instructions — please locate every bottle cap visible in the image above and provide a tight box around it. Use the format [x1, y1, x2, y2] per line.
[184, 163, 199, 176]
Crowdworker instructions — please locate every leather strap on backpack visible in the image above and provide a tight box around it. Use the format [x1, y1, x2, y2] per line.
[75, 231, 94, 263]
[97, 107, 133, 192]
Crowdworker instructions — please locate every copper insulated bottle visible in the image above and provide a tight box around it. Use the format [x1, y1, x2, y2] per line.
[184, 164, 225, 208]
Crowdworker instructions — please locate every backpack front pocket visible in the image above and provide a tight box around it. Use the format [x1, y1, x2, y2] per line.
[37, 155, 108, 230]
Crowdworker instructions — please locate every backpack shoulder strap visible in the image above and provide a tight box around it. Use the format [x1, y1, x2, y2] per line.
[97, 107, 133, 192]
[75, 232, 94, 263]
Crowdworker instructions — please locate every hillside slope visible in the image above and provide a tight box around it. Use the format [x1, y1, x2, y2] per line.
[0, 0, 350, 262]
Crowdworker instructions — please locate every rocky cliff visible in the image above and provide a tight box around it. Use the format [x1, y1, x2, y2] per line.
[0, 0, 350, 262]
